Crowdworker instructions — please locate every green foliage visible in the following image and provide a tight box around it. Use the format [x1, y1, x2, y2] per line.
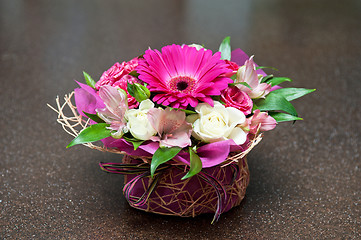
[128, 70, 140, 78]
[67, 123, 111, 148]
[260, 75, 292, 86]
[260, 74, 274, 83]
[83, 111, 105, 123]
[228, 82, 252, 89]
[127, 82, 150, 102]
[83, 71, 96, 89]
[218, 36, 231, 60]
[122, 135, 145, 150]
[267, 77, 292, 86]
[181, 147, 203, 180]
[161, 105, 196, 114]
[256, 66, 279, 71]
[255, 92, 298, 116]
[151, 147, 182, 177]
[271, 88, 316, 101]
[269, 112, 303, 122]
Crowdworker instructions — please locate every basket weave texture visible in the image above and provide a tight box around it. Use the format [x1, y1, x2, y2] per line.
[123, 155, 250, 217]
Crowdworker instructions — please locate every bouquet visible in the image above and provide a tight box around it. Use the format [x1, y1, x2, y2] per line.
[50, 37, 314, 223]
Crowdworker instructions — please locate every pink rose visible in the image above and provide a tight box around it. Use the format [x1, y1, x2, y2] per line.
[221, 86, 253, 115]
[223, 60, 239, 77]
[95, 58, 140, 108]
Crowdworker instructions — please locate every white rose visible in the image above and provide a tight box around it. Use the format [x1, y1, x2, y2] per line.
[186, 101, 247, 145]
[125, 99, 157, 140]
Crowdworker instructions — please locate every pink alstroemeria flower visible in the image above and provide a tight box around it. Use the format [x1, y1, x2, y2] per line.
[147, 108, 192, 148]
[246, 109, 277, 135]
[96, 85, 128, 138]
[236, 56, 272, 99]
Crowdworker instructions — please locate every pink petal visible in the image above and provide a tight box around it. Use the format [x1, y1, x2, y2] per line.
[231, 49, 266, 76]
[147, 108, 164, 135]
[98, 86, 127, 118]
[197, 140, 232, 168]
[270, 85, 282, 91]
[231, 48, 249, 66]
[244, 57, 259, 88]
[162, 108, 187, 134]
[101, 138, 152, 157]
[160, 131, 191, 148]
[74, 81, 105, 117]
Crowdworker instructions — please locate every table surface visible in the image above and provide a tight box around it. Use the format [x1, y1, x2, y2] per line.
[1, 0, 360, 239]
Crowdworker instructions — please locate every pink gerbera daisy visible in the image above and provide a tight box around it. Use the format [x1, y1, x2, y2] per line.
[136, 44, 233, 108]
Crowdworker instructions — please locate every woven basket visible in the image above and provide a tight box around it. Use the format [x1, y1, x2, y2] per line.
[121, 155, 250, 219]
[49, 92, 261, 222]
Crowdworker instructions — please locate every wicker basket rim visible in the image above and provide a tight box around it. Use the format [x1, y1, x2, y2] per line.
[48, 91, 263, 166]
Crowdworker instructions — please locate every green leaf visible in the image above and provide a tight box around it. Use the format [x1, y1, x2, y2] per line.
[67, 123, 111, 148]
[151, 147, 182, 177]
[181, 147, 203, 180]
[219, 99, 226, 105]
[271, 88, 316, 101]
[127, 82, 150, 102]
[132, 141, 144, 150]
[127, 82, 135, 97]
[122, 135, 145, 150]
[267, 77, 292, 86]
[269, 112, 303, 122]
[160, 105, 196, 114]
[128, 70, 140, 78]
[252, 103, 259, 111]
[83, 111, 105, 123]
[228, 82, 252, 89]
[83, 71, 96, 89]
[256, 66, 279, 71]
[260, 74, 273, 83]
[218, 36, 231, 60]
[255, 92, 298, 116]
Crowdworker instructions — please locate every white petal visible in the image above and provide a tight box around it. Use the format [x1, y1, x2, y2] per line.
[228, 127, 247, 145]
[226, 107, 246, 126]
[139, 99, 154, 111]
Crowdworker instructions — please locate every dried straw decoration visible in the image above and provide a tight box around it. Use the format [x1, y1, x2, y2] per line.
[49, 92, 263, 222]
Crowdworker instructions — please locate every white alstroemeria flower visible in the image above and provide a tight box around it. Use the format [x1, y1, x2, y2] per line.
[125, 99, 157, 140]
[96, 85, 128, 138]
[236, 56, 272, 99]
[186, 101, 247, 145]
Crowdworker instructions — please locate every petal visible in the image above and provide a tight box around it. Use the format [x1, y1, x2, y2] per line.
[231, 48, 249, 66]
[139, 99, 154, 111]
[197, 140, 232, 167]
[243, 56, 259, 88]
[98, 85, 128, 118]
[74, 81, 105, 117]
[226, 107, 246, 126]
[228, 127, 247, 145]
[160, 131, 191, 148]
[147, 108, 164, 135]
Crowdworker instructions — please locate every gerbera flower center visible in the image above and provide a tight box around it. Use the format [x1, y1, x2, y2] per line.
[169, 76, 196, 94]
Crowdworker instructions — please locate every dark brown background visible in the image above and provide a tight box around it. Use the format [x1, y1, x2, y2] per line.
[1, 0, 360, 239]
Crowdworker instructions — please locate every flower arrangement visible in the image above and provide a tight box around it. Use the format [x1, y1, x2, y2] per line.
[50, 37, 314, 223]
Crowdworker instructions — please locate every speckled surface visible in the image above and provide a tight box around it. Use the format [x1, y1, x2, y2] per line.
[1, 0, 360, 239]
